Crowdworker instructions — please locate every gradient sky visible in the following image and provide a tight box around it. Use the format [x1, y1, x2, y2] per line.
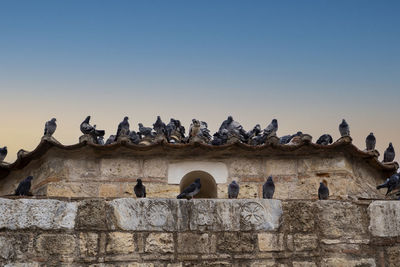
[0, 1, 399, 163]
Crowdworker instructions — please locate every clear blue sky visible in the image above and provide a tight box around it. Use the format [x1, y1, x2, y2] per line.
[0, 1, 399, 163]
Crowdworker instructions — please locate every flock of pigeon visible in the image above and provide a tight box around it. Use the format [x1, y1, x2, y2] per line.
[2, 116, 400, 199]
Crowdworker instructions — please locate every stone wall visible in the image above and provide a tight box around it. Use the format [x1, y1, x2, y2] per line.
[0, 149, 392, 200]
[1, 197, 399, 266]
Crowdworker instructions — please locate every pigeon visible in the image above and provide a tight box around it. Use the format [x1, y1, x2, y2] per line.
[80, 116, 105, 141]
[228, 180, 239, 199]
[383, 143, 395, 162]
[116, 116, 130, 140]
[318, 182, 329, 200]
[263, 119, 278, 138]
[153, 116, 167, 136]
[365, 133, 376, 151]
[339, 119, 350, 137]
[247, 124, 261, 140]
[129, 131, 141, 144]
[263, 176, 275, 199]
[97, 136, 104, 145]
[316, 134, 333, 146]
[138, 123, 153, 138]
[0, 146, 7, 162]
[177, 178, 201, 200]
[219, 116, 234, 132]
[15, 176, 33, 196]
[134, 179, 146, 198]
[211, 131, 228, 146]
[280, 132, 303, 145]
[44, 118, 57, 136]
[105, 135, 116, 145]
[377, 173, 400, 195]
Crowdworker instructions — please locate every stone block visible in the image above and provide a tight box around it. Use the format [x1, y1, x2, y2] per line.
[100, 158, 141, 178]
[292, 262, 316, 267]
[4, 264, 40, 267]
[238, 183, 259, 198]
[64, 158, 101, 180]
[387, 245, 400, 267]
[106, 232, 135, 254]
[76, 199, 107, 230]
[99, 184, 120, 197]
[292, 234, 318, 251]
[250, 261, 276, 267]
[283, 201, 316, 233]
[143, 158, 167, 178]
[320, 258, 376, 267]
[298, 156, 353, 174]
[368, 201, 400, 237]
[79, 232, 99, 257]
[266, 159, 297, 176]
[229, 158, 263, 176]
[145, 183, 180, 198]
[145, 233, 174, 253]
[217, 233, 256, 253]
[177, 233, 215, 254]
[35, 234, 76, 256]
[0, 233, 33, 261]
[258, 233, 284, 252]
[0, 198, 77, 230]
[46, 182, 99, 197]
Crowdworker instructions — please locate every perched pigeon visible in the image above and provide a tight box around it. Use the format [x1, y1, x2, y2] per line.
[377, 173, 400, 195]
[177, 178, 201, 200]
[219, 116, 234, 132]
[211, 131, 228, 146]
[116, 116, 130, 140]
[134, 179, 146, 198]
[365, 133, 376, 151]
[318, 182, 329, 200]
[97, 136, 104, 145]
[129, 131, 141, 144]
[383, 143, 395, 162]
[138, 123, 153, 138]
[316, 134, 333, 146]
[280, 132, 303, 145]
[263, 176, 275, 199]
[0, 146, 7, 162]
[263, 119, 278, 138]
[339, 119, 350, 137]
[44, 118, 57, 136]
[80, 116, 105, 142]
[228, 181, 239, 199]
[247, 124, 261, 140]
[105, 135, 116, 145]
[153, 116, 167, 135]
[15, 176, 33, 196]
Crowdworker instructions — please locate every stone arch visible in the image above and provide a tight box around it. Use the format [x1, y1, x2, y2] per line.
[179, 170, 217, 198]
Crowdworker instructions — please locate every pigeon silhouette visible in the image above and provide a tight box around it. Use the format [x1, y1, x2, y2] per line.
[134, 179, 146, 198]
[116, 116, 130, 140]
[339, 119, 350, 137]
[263, 119, 278, 138]
[97, 136, 104, 145]
[318, 182, 329, 200]
[263, 176, 275, 199]
[365, 133, 376, 151]
[316, 134, 333, 145]
[138, 123, 153, 138]
[153, 116, 167, 135]
[15, 176, 33, 196]
[80, 116, 105, 142]
[44, 118, 57, 137]
[383, 143, 395, 162]
[105, 135, 116, 145]
[177, 178, 201, 200]
[377, 173, 400, 196]
[0, 146, 7, 162]
[228, 181, 239, 199]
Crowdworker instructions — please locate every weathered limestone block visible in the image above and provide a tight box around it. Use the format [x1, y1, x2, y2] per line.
[143, 159, 167, 178]
[320, 258, 376, 267]
[250, 261, 276, 267]
[79, 232, 99, 257]
[76, 199, 107, 230]
[257, 233, 284, 251]
[46, 182, 99, 197]
[100, 158, 141, 178]
[0, 233, 34, 261]
[216, 233, 256, 253]
[368, 201, 400, 237]
[99, 184, 120, 197]
[266, 159, 297, 176]
[291, 234, 318, 251]
[177, 233, 216, 254]
[64, 158, 101, 180]
[283, 201, 316, 233]
[106, 232, 135, 254]
[0, 198, 77, 230]
[109, 199, 282, 232]
[298, 156, 352, 174]
[229, 158, 263, 176]
[387, 245, 400, 267]
[292, 262, 317, 267]
[145, 233, 174, 253]
[35, 234, 76, 256]
[145, 183, 180, 198]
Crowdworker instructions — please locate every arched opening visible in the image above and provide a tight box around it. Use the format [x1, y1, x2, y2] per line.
[179, 170, 217, 198]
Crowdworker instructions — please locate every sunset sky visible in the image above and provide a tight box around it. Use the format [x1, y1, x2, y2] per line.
[1, 1, 399, 163]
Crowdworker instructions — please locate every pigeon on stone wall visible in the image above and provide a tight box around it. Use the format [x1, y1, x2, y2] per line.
[263, 119, 278, 138]
[153, 116, 167, 136]
[138, 123, 154, 138]
[228, 181, 239, 199]
[15, 176, 33, 196]
[318, 182, 329, 200]
[339, 119, 350, 137]
[116, 116, 130, 140]
[377, 173, 400, 196]
[365, 133, 376, 151]
[105, 135, 116, 145]
[129, 131, 141, 144]
[97, 136, 104, 145]
[44, 118, 57, 137]
[177, 178, 201, 200]
[383, 143, 395, 162]
[316, 134, 333, 146]
[0, 146, 7, 162]
[219, 116, 234, 133]
[80, 116, 105, 142]
[134, 179, 146, 198]
[263, 176, 275, 199]
[280, 132, 303, 145]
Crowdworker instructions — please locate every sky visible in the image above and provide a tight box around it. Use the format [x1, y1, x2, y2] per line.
[0, 0, 399, 163]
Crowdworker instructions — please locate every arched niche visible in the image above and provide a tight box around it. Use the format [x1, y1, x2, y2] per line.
[179, 170, 217, 198]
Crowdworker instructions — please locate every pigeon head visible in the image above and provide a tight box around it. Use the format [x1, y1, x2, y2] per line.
[389, 142, 393, 147]
[136, 179, 143, 185]
[370, 132, 374, 136]
[227, 116, 233, 123]
[267, 176, 273, 183]
[320, 182, 325, 187]
[138, 123, 143, 127]
[51, 118, 56, 122]
[272, 119, 278, 127]
[26, 176, 33, 181]
[84, 116, 91, 123]
[255, 124, 261, 130]
[341, 119, 347, 125]
[2, 146, 7, 150]
[194, 178, 201, 184]
[296, 131, 303, 136]
[124, 116, 129, 121]
[232, 180, 237, 185]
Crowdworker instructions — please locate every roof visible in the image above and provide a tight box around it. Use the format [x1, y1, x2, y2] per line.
[0, 136, 398, 180]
